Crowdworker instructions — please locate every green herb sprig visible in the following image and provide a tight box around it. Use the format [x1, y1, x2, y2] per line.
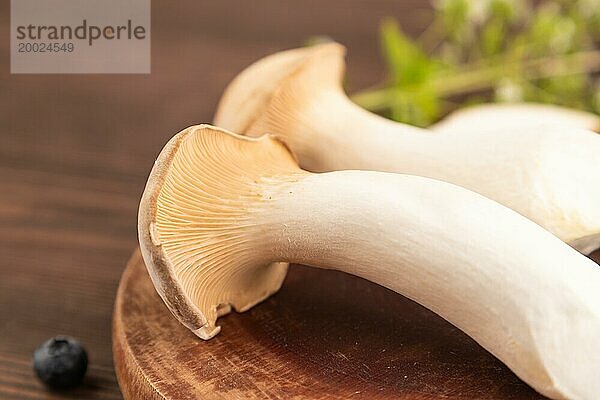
[351, 0, 600, 127]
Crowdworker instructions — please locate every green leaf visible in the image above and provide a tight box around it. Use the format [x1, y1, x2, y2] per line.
[481, 18, 506, 57]
[388, 88, 440, 127]
[380, 18, 433, 87]
[489, 0, 521, 23]
[435, 0, 470, 39]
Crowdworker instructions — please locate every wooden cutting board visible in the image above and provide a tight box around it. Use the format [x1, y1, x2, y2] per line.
[113, 248, 550, 399]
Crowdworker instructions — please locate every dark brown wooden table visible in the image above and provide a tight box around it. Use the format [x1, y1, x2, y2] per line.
[0, 1, 432, 398]
[1, 1, 598, 399]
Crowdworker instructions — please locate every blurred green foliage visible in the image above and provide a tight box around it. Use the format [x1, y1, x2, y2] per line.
[351, 0, 600, 126]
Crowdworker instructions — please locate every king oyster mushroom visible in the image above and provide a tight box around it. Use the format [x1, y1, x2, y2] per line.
[139, 124, 600, 400]
[214, 43, 600, 255]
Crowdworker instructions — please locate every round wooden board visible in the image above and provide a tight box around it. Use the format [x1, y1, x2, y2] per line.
[113, 248, 547, 400]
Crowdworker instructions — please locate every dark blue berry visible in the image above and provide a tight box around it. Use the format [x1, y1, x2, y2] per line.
[33, 336, 88, 389]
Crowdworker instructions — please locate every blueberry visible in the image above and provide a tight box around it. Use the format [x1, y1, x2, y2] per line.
[33, 336, 88, 389]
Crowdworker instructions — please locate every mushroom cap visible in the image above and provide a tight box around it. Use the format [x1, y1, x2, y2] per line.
[214, 42, 346, 134]
[138, 125, 302, 339]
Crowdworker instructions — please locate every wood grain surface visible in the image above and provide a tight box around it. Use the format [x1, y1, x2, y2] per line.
[113, 249, 600, 400]
[2, 1, 599, 398]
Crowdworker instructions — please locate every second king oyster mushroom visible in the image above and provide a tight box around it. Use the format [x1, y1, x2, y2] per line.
[214, 43, 600, 255]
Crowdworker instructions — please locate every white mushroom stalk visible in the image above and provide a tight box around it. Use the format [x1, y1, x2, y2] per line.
[432, 103, 600, 134]
[214, 43, 600, 255]
[139, 124, 600, 400]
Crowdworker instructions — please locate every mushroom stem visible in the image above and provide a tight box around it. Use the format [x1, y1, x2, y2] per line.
[264, 171, 600, 400]
[431, 103, 600, 134]
[140, 125, 600, 400]
[214, 43, 600, 254]
[278, 89, 433, 173]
